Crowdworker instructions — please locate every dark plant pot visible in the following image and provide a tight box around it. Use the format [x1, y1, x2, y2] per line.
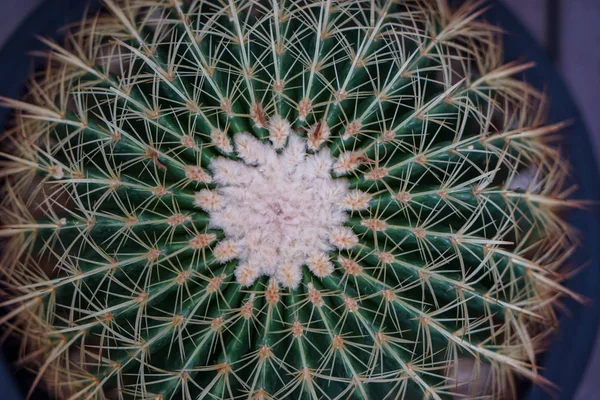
[0, 1, 598, 399]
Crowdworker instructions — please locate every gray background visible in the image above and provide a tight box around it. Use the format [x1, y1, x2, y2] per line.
[0, 0, 598, 398]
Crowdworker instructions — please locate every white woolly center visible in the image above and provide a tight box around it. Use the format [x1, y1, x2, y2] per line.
[201, 131, 356, 289]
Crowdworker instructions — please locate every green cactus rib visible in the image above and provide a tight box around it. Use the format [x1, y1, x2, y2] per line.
[0, 0, 579, 399]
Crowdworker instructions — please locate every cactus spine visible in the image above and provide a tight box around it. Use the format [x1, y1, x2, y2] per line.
[0, 0, 579, 399]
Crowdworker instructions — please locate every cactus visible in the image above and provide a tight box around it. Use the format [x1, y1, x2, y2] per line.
[0, 0, 580, 399]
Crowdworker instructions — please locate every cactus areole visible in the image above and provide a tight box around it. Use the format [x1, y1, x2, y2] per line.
[0, 0, 580, 399]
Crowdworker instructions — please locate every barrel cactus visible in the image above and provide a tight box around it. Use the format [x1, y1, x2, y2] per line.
[0, 0, 580, 399]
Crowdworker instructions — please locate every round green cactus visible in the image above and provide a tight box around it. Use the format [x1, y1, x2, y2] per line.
[0, 0, 579, 399]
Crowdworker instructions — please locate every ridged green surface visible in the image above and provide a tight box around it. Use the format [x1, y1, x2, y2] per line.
[0, 1, 577, 399]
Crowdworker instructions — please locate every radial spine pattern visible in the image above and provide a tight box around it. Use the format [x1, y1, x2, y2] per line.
[0, 0, 579, 399]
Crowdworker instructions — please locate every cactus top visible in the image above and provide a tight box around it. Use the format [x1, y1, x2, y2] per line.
[196, 129, 358, 288]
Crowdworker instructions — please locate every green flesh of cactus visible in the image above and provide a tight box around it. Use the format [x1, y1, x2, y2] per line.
[0, 0, 578, 399]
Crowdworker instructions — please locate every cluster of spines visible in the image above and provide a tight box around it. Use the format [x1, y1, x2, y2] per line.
[0, 0, 580, 399]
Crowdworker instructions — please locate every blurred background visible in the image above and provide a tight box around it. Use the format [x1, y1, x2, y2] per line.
[0, 0, 598, 398]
